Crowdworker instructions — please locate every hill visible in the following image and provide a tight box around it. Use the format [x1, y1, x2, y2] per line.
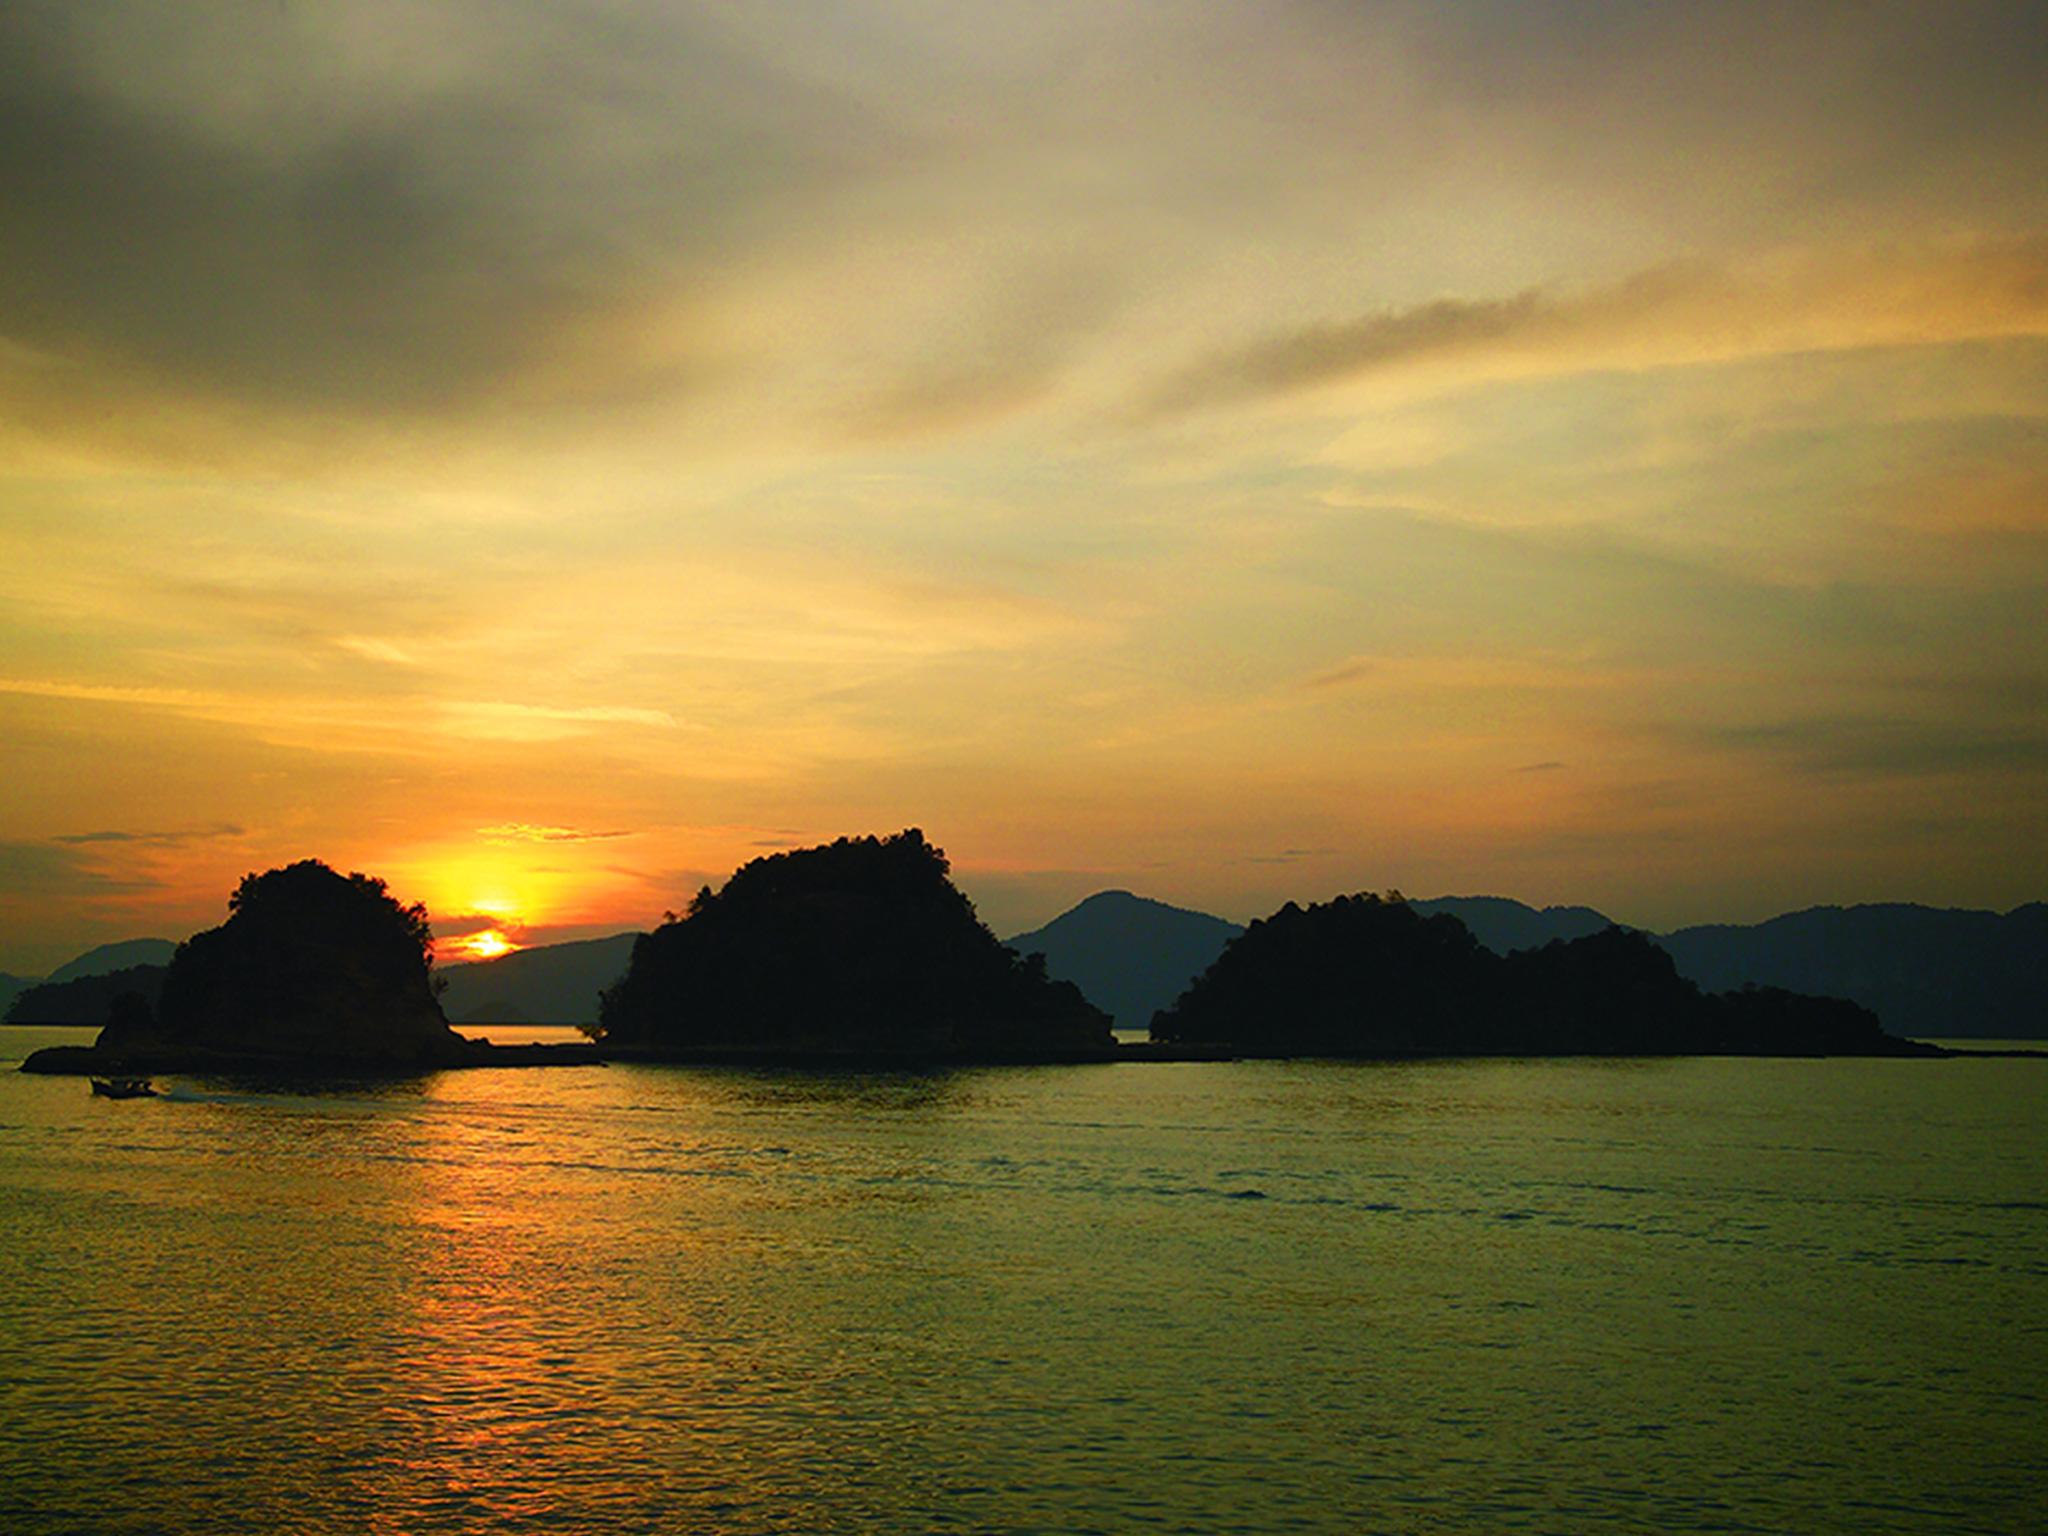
[1409, 896, 1615, 955]
[1152, 894, 1929, 1057]
[1659, 903, 2048, 1039]
[1023, 890, 2047, 1039]
[0, 973, 34, 1018]
[598, 830, 1112, 1057]
[1005, 891, 1242, 1028]
[1003, 890, 1613, 1032]
[4, 964, 167, 1024]
[45, 938, 178, 985]
[436, 932, 641, 1026]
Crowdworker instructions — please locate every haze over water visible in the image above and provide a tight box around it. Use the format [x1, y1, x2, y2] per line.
[3, 1026, 2040, 1534]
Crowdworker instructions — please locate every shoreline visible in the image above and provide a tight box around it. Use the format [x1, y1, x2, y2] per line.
[18, 1036, 1983, 1077]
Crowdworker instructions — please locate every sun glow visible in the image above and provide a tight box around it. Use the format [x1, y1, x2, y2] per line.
[455, 929, 516, 961]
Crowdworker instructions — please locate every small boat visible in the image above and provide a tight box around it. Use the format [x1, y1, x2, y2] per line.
[90, 1077, 157, 1099]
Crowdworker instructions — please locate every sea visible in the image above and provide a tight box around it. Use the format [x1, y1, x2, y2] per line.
[1, 1024, 2041, 1535]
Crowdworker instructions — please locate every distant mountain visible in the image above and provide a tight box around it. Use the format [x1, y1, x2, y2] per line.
[1006, 890, 1243, 1028]
[1658, 903, 2048, 1039]
[455, 997, 531, 1026]
[5, 964, 167, 1024]
[436, 932, 642, 1025]
[0, 973, 35, 1017]
[1409, 896, 1616, 955]
[46, 938, 177, 985]
[1006, 889, 2048, 1040]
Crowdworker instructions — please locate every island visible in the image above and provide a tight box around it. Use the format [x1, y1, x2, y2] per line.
[19, 857, 1953, 1079]
[1150, 892, 1941, 1057]
[21, 860, 601, 1076]
[4, 963, 167, 1025]
[594, 829, 1115, 1061]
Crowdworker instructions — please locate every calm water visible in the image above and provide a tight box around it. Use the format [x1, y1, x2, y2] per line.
[1, 1025, 2042, 1535]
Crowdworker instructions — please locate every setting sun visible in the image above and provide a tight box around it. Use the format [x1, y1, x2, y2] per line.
[2, 8, 2040, 1534]
[453, 929, 516, 962]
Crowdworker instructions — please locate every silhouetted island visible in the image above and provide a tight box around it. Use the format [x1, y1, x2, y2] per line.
[4, 963, 166, 1025]
[1151, 893, 1939, 1057]
[21, 860, 600, 1076]
[596, 830, 1114, 1060]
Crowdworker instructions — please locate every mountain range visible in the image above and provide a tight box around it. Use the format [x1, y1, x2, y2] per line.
[1005, 891, 1244, 1030]
[1, 939, 177, 1022]
[10, 894, 2042, 1038]
[434, 933, 642, 1025]
[1655, 903, 2048, 1040]
[1001, 890, 2043, 1038]
[47, 938, 178, 984]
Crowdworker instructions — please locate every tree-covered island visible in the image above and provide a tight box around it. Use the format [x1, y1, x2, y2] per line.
[22, 861, 470, 1074]
[17, 853, 1947, 1079]
[595, 830, 1114, 1060]
[1151, 892, 1940, 1057]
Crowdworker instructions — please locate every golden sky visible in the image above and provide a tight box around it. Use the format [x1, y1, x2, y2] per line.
[3, 2, 2045, 970]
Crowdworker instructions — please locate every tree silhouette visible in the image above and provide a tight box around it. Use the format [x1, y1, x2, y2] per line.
[141, 859, 459, 1062]
[598, 829, 1111, 1056]
[5, 964, 165, 1026]
[1154, 893, 1912, 1056]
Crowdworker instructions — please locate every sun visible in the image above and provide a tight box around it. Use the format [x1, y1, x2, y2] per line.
[458, 929, 516, 961]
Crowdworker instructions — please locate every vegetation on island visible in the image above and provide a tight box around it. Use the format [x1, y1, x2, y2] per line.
[11, 854, 1971, 1078]
[4, 964, 166, 1025]
[596, 830, 1112, 1057]
[92, 860, 463, 1065]
[1151, 892, 1934, 1057]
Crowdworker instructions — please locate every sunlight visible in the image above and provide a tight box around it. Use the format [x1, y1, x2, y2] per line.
[458, 929, 516, 961]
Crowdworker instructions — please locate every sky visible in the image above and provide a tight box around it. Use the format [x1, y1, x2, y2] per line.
[2, 1, 2045, 971]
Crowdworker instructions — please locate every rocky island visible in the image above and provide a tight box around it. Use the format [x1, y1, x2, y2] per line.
[595, 829, 1115, 1061]
[21, 860, 599, 1076]
[1151, 892, 1942, 1058]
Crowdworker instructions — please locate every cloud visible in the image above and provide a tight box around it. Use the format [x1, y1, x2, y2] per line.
[1700, 718, 2048, 779]
[1146, 239, 2048, 416]
[0, 840, 159, 895]
[0, 2, 909, 423]
[52, 823, 245, 846]
[1303, 659, 1376, 691]
[835, 261, 1130, 443]
[1295, 650, 1631, 700]
[440, 701, 677, 742]
[0, 677, 225, 711]
[433, 911, 529, 940]
[477, 823, 633, 844]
